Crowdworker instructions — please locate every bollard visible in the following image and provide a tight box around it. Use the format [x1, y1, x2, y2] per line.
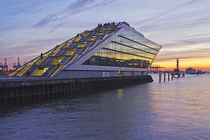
[168, 73, 170, 81]
[171, 73, 174, 80]
[159, 73, 162, 83]
[164, 72, 166, 82]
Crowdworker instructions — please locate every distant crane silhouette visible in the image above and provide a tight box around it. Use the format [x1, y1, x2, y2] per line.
[13, 57, 21, 70]
[2, 58, 8, 73]
[149, 64, 164, 72]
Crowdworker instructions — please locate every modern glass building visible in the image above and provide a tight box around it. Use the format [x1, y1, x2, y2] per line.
[10, 22, 161, 78]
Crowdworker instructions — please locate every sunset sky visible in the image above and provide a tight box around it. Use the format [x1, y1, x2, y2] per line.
[1, 0, 210, 70]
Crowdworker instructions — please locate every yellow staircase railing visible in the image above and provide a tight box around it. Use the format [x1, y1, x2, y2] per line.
[16, 64, 32, 76]
[49, 65, 64, 77]
[81, 31, 90, 36]
[74, 35, 82, 42]
[9, 67, 24, 77]
[10, 57, 40, 76]
[50, 45, 63, 56]
[63, 38, 74, 49]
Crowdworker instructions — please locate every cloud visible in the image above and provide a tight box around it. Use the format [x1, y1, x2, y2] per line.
[34, 14, 58, 27]
[155, 44, 210, 61]
[34, 0, 119, 27]
[162, 37, 210, 48]
[0, 38, 64, 59]
[136, 0, 198, 27]
[34, 0, 96, 27]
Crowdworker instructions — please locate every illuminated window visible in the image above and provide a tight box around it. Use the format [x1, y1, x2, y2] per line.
[95, 32, 104, 36]
[91, 57, 96, 62]
[131, 71, 135, 76]
[78, 42, 87, 48]
[104, 26, 111, 30]
[65, 49, 76, 56]
[33, 67, 49, 76]
[51, 57, 64, 65]
[118, 71, 124, 76]
[87, 36, 96, 41]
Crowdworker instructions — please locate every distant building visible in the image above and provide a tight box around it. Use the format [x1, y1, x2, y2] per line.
[186, 67, 196, 74]
[0, 63, 3, 74]
[10, 22, 161, 78]
[197, 70, 205, 74]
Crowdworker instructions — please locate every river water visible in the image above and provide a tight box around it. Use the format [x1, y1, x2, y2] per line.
[0, 74, 210, 140]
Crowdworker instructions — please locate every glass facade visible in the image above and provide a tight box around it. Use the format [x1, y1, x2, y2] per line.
[83, 30, 160, 68]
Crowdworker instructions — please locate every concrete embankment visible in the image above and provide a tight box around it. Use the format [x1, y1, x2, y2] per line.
[0, 75, 153, 103]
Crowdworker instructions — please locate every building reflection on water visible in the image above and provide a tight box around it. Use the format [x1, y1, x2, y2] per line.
[117, 88, 124, 99]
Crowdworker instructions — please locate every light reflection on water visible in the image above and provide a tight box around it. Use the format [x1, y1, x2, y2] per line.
[0, 74, 210, 140]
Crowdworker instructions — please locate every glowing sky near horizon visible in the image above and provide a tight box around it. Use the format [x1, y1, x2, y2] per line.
[0, 0, 210, 70]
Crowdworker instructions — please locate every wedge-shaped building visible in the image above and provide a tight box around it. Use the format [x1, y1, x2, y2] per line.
[10, 22, 161, 78]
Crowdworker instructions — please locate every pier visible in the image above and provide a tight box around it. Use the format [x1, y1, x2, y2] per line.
[158, 59, 187, 83]
[159, 72, 185, 83]
[0, 75, 153, 103]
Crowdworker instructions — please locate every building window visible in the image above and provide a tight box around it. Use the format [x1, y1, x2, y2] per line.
[65, 49, 76, 56]
[51, 57, 64, 65]
[32, 67, 49, 76]
[118, 71, 124, 77]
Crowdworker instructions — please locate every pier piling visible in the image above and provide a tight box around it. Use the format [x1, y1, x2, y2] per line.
[159, 73, 162, 83]
[164, 73, 166, 82]
[168, 73, 170, 81]
[171, 73, 174, 80]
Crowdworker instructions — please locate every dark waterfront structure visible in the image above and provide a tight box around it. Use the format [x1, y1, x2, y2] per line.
[186, 67, 196, 74]
[186, 67, 205, 74]
[0, 76, 153, 103]
[1, 22, 161, 102]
